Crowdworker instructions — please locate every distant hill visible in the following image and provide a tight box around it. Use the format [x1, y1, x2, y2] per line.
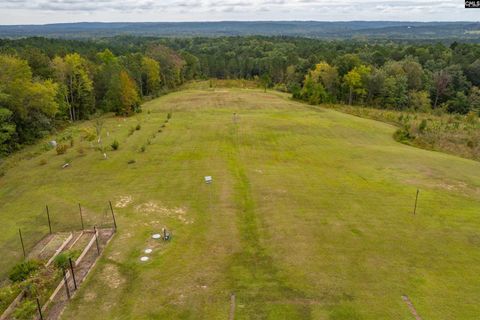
[0, 21, 480, 40]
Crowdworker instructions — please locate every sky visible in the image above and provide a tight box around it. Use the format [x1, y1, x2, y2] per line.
[0, 0, 478, 25]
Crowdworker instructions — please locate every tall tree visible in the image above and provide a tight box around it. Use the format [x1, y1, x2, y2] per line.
[118, 71, 140, 116]
[141, 57, 161, 96]
[52, 53, 94, 121]
[344, 65, 371, 105]
[432, 70, 451, 109]
[0, 55, 59, 145]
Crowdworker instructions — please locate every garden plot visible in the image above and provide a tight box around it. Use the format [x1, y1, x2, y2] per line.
[27, 232, 73, 263]
[0, 229, 114, 320]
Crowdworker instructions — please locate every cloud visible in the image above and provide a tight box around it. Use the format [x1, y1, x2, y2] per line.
[0, 0, 476, 23]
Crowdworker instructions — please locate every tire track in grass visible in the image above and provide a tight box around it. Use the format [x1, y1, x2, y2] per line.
[225, 122, 311, 319]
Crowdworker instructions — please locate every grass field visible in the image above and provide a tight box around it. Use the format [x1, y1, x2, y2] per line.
[1, 87, 480, 319]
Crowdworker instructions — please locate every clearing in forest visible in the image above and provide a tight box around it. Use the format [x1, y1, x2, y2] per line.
[1, 88, 480, 319]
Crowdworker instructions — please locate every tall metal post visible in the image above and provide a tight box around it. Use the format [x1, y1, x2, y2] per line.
[79, 203, 84, 230]
[109, 201, 117, 231]
[62, 268, 70, 299]
[69, 258, 77, 290]
[36, 298, 44, 320]
[93, 226, 100, 255]
[46, 205, 52, 234]
[413, 189, 420, 215]
[19, 228, 26, 259]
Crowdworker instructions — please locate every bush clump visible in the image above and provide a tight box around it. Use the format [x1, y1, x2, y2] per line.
[12, 299, 36, 320]
[56, 144, 68, 155]
[135, 124, 141, 131]
[39, 159, 47, 166]
[127, 159, 136, 164]
[53, 251, 79, 269]
[8, 260, 41, 283]
[111, 139, 119, 150]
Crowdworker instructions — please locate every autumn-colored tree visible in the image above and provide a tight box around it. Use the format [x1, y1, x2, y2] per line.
[119, 71, 140, 116]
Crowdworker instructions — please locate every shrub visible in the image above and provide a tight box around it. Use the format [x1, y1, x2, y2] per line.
[56, 144, 68, 155]
[167, 112, 172, 120]
[69, 138, 74, 147]
[127, 159, 136, 164]
[53, 251, 79, 269]
[8, 260, 41, 283]
[0, 284, 21, 312]
[13, 299, 36, 320]
[419, 119, 428, 133]
[135, 124, 141, 131]
[111, 139, 119, 151]
[393, 126, 414, 143]
[140, 145, 146, 153]
[128, 127, 135, 136]
[80, 128, 96, 142]
[158, 129, 162, 133]
[146, 139, 151, 145]
[39, 159, 47, 166]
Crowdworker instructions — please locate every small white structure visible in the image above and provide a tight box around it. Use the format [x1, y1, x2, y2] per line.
[49, 140, 57, 148]
[204, 176, 212, 184]
[152, 234, 161, 239]
[144, 248, 152, 254]
[140, 256, 149, 262]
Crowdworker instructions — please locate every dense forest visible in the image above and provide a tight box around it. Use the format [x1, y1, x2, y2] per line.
[0, 36, 479, 157]
[1, 21, 480, 40]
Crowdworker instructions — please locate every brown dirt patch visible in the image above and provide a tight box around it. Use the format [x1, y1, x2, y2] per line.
[135, 201, 193, 224]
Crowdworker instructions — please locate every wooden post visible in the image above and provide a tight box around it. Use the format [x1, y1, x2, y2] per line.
[62, 268, 70, 299]
[79, 203, 84, 230]
[36, 298, 44, 320]
[46, 205, 52, 234]
[109, 201, 117, 231]
[413, 189, 420, 215]
[19, 228, 26, 259]
[229, 293, 236, 320]
[93, 226, 100, 255]
[69, 258, 77, 290]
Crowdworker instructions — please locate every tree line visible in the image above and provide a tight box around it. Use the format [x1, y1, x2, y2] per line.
[0, 36, 479, 156]
[0, 40, 198, 156]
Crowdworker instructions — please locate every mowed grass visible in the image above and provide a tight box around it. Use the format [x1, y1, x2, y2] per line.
[1, 88, 480, 319]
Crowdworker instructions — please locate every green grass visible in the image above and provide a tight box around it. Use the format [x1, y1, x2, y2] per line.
[0, 88, 480, 319]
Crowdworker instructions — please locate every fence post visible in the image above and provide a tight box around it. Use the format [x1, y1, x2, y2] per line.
[109, 201, 117, 231]
[79, 203, 84, 230]
[46, 205, 52, 234]
[93, 226, 100, 255]
[36, 298, 44, 320]
[69, 258, 77, 290]
[413, 189, 420, 215]
[62, 268, 70, 299]
[19, 228, 26, 259]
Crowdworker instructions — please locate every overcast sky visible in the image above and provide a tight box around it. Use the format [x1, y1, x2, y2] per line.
[0, 0, 478, 25]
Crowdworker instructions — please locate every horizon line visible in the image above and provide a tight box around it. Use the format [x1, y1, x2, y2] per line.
[1, 20, 479, 27]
